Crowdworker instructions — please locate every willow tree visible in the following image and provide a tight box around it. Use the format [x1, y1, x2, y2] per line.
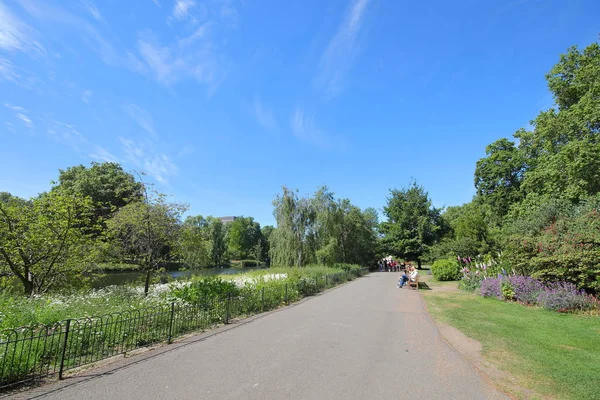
[270, 187, 316, 267]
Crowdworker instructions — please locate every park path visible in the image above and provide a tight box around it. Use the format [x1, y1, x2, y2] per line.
[22, 273, 507, 400]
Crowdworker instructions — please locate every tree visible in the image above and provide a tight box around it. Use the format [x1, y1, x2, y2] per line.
[270, 187, 316, 267]
[53, 162, 143, 229]
[474, 138, 525, 222]
[381, 181, 442, 268]
[106, 188, 187, 295]
[0, 191, 97, 295]
[179, 215, 212, 268]
[206, 217, 227, 266]
[227, 217, 262, 260]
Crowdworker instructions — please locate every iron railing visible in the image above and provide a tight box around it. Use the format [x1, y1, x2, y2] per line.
[0, 268, 368, 391]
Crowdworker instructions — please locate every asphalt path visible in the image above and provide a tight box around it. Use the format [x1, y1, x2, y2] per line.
[24, 272, 507, 400]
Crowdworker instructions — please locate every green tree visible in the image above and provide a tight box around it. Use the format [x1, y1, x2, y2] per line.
[53, 162, 142, 222]
[207, 217, 228, 266]
[381, 181, 442, 268]
[227, 217, 262, 260]
[0, 191, 97, 295]
[106, 189, 187, 295]
[270, 187, 316, 267]
[474, 138, 525, 222]
[179, 215, 212, 268]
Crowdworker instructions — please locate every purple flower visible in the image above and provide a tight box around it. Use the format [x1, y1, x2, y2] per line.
[480, 278, 503, 300]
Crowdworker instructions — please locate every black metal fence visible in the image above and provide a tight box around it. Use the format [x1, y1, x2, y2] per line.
[0, 268, 368, 391]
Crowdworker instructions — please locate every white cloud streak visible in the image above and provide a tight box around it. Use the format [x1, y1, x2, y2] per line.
[172, 0, 196, 20]
[290, 107, 337, 149]
[16, 113, 34, 128]
[126, 104, 157, 138]
[253, 96, 277, 132]
[120, 137, 177, 184]
[81, 0, 103, 22]
[89, 146, 120, 163]
[0, 57, 18, 82]
[0, 1, 44, 53]
[314, 0, 372, 96]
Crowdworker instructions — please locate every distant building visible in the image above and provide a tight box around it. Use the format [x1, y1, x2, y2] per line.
[218, 216, 239, 224]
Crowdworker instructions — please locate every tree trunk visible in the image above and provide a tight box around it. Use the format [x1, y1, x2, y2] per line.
[417, 258, 422, 269]
[144, 270, 151, 296]
[23, 278, 34, 296]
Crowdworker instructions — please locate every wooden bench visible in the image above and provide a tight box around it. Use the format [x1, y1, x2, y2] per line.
[408, 275, 419, 290]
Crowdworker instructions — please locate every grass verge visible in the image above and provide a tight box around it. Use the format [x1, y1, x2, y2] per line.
[421, 276, 600, 400]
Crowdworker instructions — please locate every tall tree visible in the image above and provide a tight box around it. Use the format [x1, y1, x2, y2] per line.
[179, 215, 212, 268]
[106, 188, 187, 295]
[381, 181, 442, 268]
[474, 138, 525, 222]
[0, 191, 97, 295]
[227, 217, 262, 260]
[53, 162, 143, 221]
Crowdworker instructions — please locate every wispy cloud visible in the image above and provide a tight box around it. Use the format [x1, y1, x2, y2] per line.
[152, 0, 162, 8]
[4, 122, 16, 133]
[0, 57, 18, 82]
[125, 103, 157, 138]
[137, 30, 227, 93]
[314, 0, 372, 96]
[0, 1, 45, 53]
[16, 113, 34, 128]
[80, 0, 103, 22]
[120, 138, 177, 184]
[90, 146, 119, 163]
[290, 107, 340, 149]
[81, 89, 92, 104]
[253, 96, 277, 132]
[171, 0, 196, 20]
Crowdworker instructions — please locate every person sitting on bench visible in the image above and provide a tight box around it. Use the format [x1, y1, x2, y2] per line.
[398, 266, 418, 288]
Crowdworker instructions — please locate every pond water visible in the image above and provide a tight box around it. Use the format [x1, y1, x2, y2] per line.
[91, 267, 259, 289]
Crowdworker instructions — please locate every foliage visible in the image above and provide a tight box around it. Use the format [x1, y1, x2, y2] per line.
[474, 138, 525, 222]
[106, 188, 187, 294]
[381, 180, 443, 267]
[270, 186, 378, 268]
[227, 216, 263, 260]
[169, 277, 239, 304]
[0, 190, 99, 295]
[430, 258, 461, 281]
[537, 282, 593, 312]
[480, 277, 503, 300]
[53, 162, 142, 224]
[507, 275, 544, 305]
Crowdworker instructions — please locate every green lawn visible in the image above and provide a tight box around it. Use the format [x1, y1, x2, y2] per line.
[421, 279, 600, 400]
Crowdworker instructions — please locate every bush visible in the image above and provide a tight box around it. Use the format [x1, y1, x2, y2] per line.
[431, 258, 461, 281]
[508, 275, 544, 305]
[170, 277, 239, 304]
[537, 282, 592, 312]
[480, 278, 503, 300]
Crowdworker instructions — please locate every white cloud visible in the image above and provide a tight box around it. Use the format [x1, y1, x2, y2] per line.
[0, 57, 18, 82]
[4, 103, 26, 112]
[253, 96, 277, 132]
[152, 0, 162, 8]
[16, 113, 34, 129]
[172, 0, 196, 20]
[90, 146, 119, 163]
[120, 137, 177, 184]
[80, 0, 103, 22]
[290, 107, 337, 149]
[126, 104, 157, 138]
[314, 0, 371, 96]
[137, 32, 226, 92]
[81, 89, 92, 104]
[0, 1, 44, 53]
[5, 121, 16, 133]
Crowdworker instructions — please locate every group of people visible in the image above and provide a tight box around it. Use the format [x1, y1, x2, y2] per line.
[378, 258, 405, 272]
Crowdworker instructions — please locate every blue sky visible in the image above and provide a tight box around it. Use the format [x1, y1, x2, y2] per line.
[1, 0, 599, 226]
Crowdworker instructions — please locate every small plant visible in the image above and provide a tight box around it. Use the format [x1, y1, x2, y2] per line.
[501, 281, 515, 301]
[480, 278, 503, 300]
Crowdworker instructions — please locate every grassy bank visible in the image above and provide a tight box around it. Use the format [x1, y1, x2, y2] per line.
[421, 277, 600, 400]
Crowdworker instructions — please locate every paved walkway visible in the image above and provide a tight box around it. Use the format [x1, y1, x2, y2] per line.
[23, 273, 507, 400]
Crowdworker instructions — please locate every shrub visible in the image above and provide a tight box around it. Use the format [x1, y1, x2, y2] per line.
[537, 282, 592, 312]
[480, 278, 503, 300]
[508, 275, 544, 305]
[501, 281, 516, 300]
[431, 258, 461, 281]
[170, 277, 239, 304]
